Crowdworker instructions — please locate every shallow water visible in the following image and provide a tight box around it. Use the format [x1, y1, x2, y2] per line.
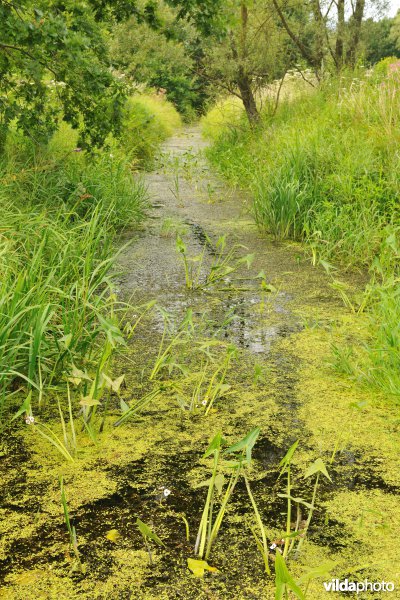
[1, 128, 399, 599]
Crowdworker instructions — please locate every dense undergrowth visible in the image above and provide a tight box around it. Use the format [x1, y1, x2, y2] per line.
[121, 94, 182, 167]
[0, 92, 181, 424]
[203, 66, 400, 398]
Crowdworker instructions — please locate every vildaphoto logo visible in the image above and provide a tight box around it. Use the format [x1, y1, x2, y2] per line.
[323, 579, 395, 594]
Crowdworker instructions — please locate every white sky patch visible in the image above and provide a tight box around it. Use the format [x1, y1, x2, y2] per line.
[387, 0, 400, 16]
[363, 0, 400, 20]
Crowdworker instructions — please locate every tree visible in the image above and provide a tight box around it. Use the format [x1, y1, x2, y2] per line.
[361, 17, 399, 64]
[271, 0, 381, 74]
[390, 10, 400, 51]
[0, 0, 126, 150]
[169, 0, 288, 125]
[110, 2, 211, 118]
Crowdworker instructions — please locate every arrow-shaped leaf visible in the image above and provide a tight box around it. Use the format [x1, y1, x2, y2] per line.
[187, 558, 219, 578]
[304, 458, 332, 481]
[136, 518, 165, 547]
[278, 440, 299, 477]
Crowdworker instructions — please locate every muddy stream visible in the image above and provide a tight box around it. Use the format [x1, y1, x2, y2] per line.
[1, 128, 399, 599]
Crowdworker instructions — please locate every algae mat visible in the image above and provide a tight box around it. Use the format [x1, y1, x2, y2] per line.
[0, 128, 399, 599]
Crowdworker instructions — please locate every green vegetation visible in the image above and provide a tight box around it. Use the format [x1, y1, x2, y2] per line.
[60, 476, 85, 573]
[0, 131, 146, 424]
[0, 1, 125, 150]
[205, 65, 400, 399]
[110, 2, 211, 119]
[1, 0, 400, 598]
[122, 94, 182, 166]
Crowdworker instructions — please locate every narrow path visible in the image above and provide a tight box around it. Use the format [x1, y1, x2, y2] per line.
[118, 127, 336, 350]
[107, 128, 353, 597]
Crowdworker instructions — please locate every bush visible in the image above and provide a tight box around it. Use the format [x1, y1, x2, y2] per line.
[110, 15, 211, 120]
[207, 78, 400, 269]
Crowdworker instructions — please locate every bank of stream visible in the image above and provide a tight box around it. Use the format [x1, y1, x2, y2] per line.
[0, 128, 399, 599]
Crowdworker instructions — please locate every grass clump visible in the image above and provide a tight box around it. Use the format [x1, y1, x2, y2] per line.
[0, 131, 147, 423]
[204, 67, 400, 398]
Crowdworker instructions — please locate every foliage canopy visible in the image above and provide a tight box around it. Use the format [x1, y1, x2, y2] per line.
[0, 0, 125, 149]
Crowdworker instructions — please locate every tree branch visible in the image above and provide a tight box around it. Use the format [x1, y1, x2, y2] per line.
[190, 65, 243, 100]
[271, 0, 318, 69]
[0, 43, 59, 78]
[294, 65, 316, 87]
[272, 69, 287, 116]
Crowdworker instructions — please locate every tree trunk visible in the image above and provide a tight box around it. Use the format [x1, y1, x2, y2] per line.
[272, 0, 320, 76]
[237, 71, 261, 125]
[335, 0, 345, 69]
[311, 0, 324, 72]
[346, 0, 365, 67]
[237, 2, 260, 125]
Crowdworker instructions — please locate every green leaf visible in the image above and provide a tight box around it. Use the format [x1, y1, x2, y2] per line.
[274, 552, 305, 600]
[70, 364, 90, 381]
[193, 478, 212, 489]
[238, 253, 255, 268]
[103, 374, 125, 393]
[277, 493, 313, 510]
[203, 432, 224, 458]
[304, 458, 332, 481]
[275, 580, 285, 600]
[11, 391, 32, 422]
[120, 398, 130, 414]
[216, 235, 226, 250]
[136, 518, 165, 547]
[80, 395, 101, 407]
[223, 459, 246, 468]
[224, 427, 260, 463]
[176, 236, 186, 254]
[214, 473, 225, 494]
[60, 333, 73, 348]
[298, 561, 337, 583]
[278, 440, 299, 476]
[187, 558, 219, 578]
[261, 282, 277, 293]
[281, 531, 304, 539]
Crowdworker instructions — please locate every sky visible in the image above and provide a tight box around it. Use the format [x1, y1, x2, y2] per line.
[364, 0, 400, 19]
[387, 0, 400, 16]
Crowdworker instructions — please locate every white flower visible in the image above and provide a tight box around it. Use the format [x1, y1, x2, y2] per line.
[109, 153, 114, 159]
[25, 415, 35, 425]
[163, 488, 171, 497]
[201, 400, 207, 406]
[270, 543, 277, 550]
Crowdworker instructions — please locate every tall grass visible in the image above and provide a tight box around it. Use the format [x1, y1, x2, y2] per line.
[0, 132, 147, 422]
[204, 65, 400, 397]
[121, 93, 182, 166]
[201, 97, 244, 140]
